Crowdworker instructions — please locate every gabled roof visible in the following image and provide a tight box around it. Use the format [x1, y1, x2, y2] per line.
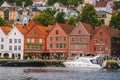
[102, 26, 120, 38]
[59, 23, 74, 35]
[15, 24, 28, 35]
[26, 21, 36, 30]
[0, 26, 12, 35]
[95, 1, 107, 7]
[33, 0, 47, 2]
[82, 22, 94, 35]
[37, 25, 50, 37]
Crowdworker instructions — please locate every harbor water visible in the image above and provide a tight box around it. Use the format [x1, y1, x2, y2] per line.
[0, 67, 120, 80]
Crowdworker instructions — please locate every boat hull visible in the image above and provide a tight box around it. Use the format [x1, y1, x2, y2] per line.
[63, 62, 101, 68]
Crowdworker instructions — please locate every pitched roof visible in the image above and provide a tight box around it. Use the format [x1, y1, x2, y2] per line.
[15, 24, 28, 35]
[102, 26, 120, 38]
[95, 1, 107, 7]
[0, 26, 12, 35]
[59, 23, 74, 34]
[37, 25, 50, 37]
[82, 22, 94, 35]
[26, 21, 36, 30]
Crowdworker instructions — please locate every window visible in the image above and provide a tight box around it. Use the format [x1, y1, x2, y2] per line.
[27, 45, 30, 49]
[60, 44, 62, 48]
[78, 30, 81, 34]
[72, 38, 74, 42]
[39, 38, 42, 43]
[94, 39, 97, 43]
[64, 37, 66, 41]
[36, 45, 42, 50]
[9, 39, 12, 43]
[31, 38, 34, 43]
[18, 46, 21, 50]
[105, 46, 108, 50]
[56, 44, 59, 48]
[105, 38, 108, 44]
[100, 39, 103, 43]
[14, 32, 16, 35]
[99, 32, 103, 36]
[76, 37, 78, 41]
[60, 37, 62, 42]
[64, 44, 66, 48]
[31, 45, 34, 49]
[18, 39, 21, 43]
[9, 46, 12, 50]
[84, 37, 86, 42]
[1, 45, 4, 49]
[50, 44, 53, 49]
[14, 46, 17, 51]
[14, 39, 17, 43]
[56, 37, 58, 42]
[80, 38, 82, 42]
[1, 38, 4, 42]
[94, 46, 97, 51]
[100, 46, 103, 51]
[50, 37, 52, 42]
[32, 30, 37, 35]
[27, 38, 30, 42]
[56, 30, 59, 35]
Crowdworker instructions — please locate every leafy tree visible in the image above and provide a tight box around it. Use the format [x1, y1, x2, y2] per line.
[16, 0, 22, 7]
[109, 12, 120, 30]
[0, 17, 6, 26]
[79, 5, 100, 27]
[43, 8, 57, 16]
[7, 0, 16, 3]
[56, 12, 65, 23]
[47, 0, 57, 5]
[33, 12, 56, 26]
[0, 0, 4, 6]
[113, 1, 120, 10]
[24, 0, 33, 7]
[68, 16, 76, 26]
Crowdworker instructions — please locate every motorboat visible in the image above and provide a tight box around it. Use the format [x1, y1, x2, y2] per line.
[63, 57, 101, 68]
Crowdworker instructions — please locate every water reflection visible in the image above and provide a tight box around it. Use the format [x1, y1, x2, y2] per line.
[0, 67, 119, 80]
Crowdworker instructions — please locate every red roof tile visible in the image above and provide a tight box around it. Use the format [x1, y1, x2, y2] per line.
[15, 24, 28, 35]
[103, 26, 120, 38]
[0, 26, 12, 35]
[82, 22, 94, 35]
[37, 25, 50, 37]
[95, 1, 107, 7]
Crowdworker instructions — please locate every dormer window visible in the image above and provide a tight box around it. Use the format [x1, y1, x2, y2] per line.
[99, 32, 103, 36]
[32, 30, 36, 35]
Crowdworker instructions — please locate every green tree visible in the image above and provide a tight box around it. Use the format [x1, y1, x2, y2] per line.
[0, 17, 6, 26]
[43, 8, 57, 16]
[79, 5, 100, 27]
[16, 0, 22, 7]
[113, 1, 120, 10]
[33, 12, 56, 26]
[68, 16, 76, 26]
[109, 12, 120, 30]
[47, 0, 57, 5]
[56, 12, 65, 23]
[24, 0, 33, 7]
[7, 0, 16, 3]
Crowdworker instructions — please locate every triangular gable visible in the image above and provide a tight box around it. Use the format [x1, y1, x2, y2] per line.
[70, 22, 91, 36]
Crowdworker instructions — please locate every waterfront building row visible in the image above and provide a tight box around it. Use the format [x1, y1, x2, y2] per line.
[0, 21, 120, 60]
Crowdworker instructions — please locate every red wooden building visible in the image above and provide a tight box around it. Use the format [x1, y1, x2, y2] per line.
[69, 22, 94, 57]
[46, 23, 74, 59]
[90, 26, 120, 56]
[24, 24, 50, 59]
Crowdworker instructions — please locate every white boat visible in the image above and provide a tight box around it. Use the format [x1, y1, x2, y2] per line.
[63, 57, 101, 68]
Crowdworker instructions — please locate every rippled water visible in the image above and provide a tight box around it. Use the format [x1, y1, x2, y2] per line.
[0, 67, 120, 80]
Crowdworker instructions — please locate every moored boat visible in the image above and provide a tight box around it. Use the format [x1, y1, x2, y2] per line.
[63, 57, 101, 68]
